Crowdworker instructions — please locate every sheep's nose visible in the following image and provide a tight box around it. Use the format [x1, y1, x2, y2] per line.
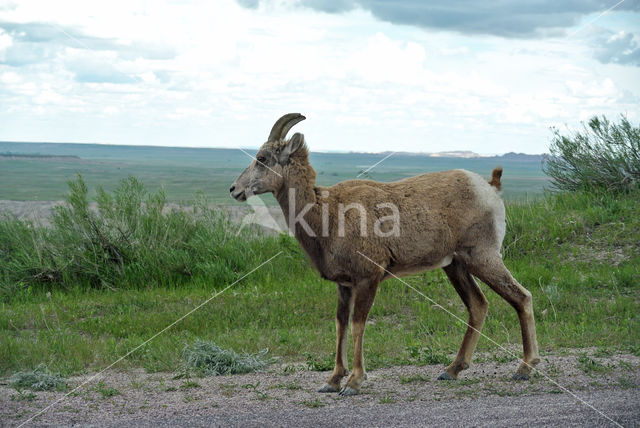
[229, 185, 236, 193]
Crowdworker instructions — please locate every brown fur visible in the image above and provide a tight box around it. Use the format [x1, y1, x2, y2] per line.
[489, 166, 503, 191]
[231, 118, 539, 394]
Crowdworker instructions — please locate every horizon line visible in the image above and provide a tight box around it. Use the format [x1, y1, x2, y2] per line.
[0, 140, 546, 157]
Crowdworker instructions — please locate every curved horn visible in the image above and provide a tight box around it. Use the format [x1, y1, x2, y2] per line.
[268, 113, 306, 142]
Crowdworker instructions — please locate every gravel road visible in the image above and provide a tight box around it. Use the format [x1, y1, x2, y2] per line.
[3, 351, 638, 427]
[104, 388, 638, 428]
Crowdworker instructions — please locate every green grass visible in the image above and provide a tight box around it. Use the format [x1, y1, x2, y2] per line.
[577, 354, 612, 375]
[93, 381, 121, 398]
[0, 183, 638, 379]
[299, 398, 325, 408]
[379, 394, 397, 404]
[406, 345, 450, 366]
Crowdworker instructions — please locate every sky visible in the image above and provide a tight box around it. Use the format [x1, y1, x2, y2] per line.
[0, 0, 639, 155]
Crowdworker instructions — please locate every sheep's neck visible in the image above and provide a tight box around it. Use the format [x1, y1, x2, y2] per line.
[275, 162, 320, 237]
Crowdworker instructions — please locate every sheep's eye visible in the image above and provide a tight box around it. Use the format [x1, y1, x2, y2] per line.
[256, 156, 266, 164]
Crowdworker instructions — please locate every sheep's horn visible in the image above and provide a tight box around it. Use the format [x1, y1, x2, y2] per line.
[268, 113, 306, 141]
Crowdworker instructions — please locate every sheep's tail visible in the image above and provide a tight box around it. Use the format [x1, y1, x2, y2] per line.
[489, 166, 503, 191]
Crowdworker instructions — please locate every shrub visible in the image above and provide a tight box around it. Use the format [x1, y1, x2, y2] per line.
[0, 175, 291, 297]
[10, 364, 68, 391]
[181, 340, 273, 376]
[543, 115, 640, 192]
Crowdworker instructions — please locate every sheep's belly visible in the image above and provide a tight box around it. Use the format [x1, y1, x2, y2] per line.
[386, 255, 453, 277]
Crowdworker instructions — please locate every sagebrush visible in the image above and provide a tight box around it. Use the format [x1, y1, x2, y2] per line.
[0, 175, 289, 298]
[181, 340, 273, 375]
[10, 364, 68, 391]
[543, 115, 640, 192]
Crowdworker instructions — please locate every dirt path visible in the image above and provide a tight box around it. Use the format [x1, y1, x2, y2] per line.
[2, 351, 638, 427]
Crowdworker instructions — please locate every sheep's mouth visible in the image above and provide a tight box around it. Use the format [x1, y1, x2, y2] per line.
[231, 190, 247, 202]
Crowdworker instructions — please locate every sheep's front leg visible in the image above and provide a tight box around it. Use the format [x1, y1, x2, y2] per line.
[319, 284, 353, 393]
[340, 280, 379, 396]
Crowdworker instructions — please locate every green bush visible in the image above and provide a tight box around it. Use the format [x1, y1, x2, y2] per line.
[0, 175, 287, 297]
[543, 115, 640, 192]
[10, 364, 68, 391]
[181, 340, 273, 375]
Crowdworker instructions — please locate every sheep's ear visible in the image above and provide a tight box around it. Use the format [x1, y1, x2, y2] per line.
[278, 133, 305, 163]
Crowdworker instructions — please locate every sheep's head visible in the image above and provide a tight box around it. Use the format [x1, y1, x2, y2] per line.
[230, 113, 306, 201]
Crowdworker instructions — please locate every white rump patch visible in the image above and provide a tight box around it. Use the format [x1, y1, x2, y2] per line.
[463, 170, 506, 245]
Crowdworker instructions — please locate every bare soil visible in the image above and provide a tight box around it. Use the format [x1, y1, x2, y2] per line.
[0, 200, 287, 234]
[2, 350, 638, 427]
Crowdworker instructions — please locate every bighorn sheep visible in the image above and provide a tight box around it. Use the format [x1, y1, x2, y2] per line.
[230, 113, 540, 396]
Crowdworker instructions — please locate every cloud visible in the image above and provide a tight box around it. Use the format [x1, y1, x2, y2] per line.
[594, 31, 640, 66]
[239, 0, 640, 38]
[0, 21, 176, 66]
[0, 1, 638, 154]
[72, 67, 141, 84]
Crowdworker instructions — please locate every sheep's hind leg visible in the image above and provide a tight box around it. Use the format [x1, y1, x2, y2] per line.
[339, 280, 379, 396]
[468, 252, 540, 380]
[319, 284, 353, 393]
[438, 259, 489, 381]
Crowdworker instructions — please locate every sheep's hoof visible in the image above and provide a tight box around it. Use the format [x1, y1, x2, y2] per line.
[338, 386, 359, 396]
[512, 372, 530, 381]
[318, 383, 339, 393]
[437, 372, 456, 381]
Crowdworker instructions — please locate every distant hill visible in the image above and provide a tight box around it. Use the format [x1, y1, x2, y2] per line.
[429, 150, 480, 158]
[491, 152, 544, 162]
[0, 152, 81, 160]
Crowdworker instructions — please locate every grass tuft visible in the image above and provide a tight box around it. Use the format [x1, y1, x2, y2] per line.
[304, 352, 334, 371]
[577, 353, 611, 375]
[181, 340, 273, 376]
[10, 364, 68, 391]
[407, 345, 450, 366]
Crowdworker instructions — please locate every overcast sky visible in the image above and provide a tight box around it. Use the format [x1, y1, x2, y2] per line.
[1, 0, 639, 154]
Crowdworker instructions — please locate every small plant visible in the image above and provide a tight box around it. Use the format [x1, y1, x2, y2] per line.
[10, 391, 37, 401]
[491, 353, 517, 364]
[277, 381, 303, 390]
[399, 374, 430, 384]
[241, 381, 261, 390]
[407, 345, 450, 366]
[241, 381, 269, 399]
[10, 364, 68, 391]
[181, 340, 273, 376]
[616, 377, 636, 389]
[304, 352, 334, 371]
[94, 382, 121, 398]
[219, 383, 237, 397]
[180, 381, 201, 390]
[300, 398, 325, 408]
[379, 394, 396, 404]
[577, 353, 610, 375]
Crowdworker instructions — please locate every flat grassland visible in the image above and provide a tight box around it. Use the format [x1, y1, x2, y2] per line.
[0, 141, 546, 203]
